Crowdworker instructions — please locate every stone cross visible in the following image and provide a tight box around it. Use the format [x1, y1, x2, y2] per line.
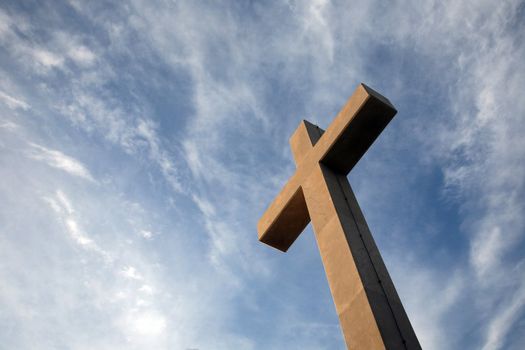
[257, 84, 421, 349]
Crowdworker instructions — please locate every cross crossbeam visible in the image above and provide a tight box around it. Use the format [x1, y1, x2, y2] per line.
[257, 84, 421, 349]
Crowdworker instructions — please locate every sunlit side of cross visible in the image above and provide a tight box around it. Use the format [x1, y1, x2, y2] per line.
[257, 84, 421, 349]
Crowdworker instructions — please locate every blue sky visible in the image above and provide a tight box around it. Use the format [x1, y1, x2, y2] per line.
[0, 0, 524, 349]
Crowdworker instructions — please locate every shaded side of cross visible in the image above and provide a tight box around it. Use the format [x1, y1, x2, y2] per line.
[258, 84, 421, 349]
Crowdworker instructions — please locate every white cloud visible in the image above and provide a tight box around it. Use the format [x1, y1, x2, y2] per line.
[68, 45, 96, 66]
[0, 121, 19, 131]
[32, 48, 64, 68]
[124, 310, 166, 337]
[66, 218, 93, 246]
[1, 128, 253, 349]
[43, 190, 108, 259]
[0, 90, 30, 110]
[138, 284, 154, 295]
[0, 9, 98, 74]
[50, 90, 184, 194]
[56, 189, 74, 214]
[418, 0, 525, 284]
[139, 230, 153, 239]
[27, 143, 96, 182]
[482, 271, 525, 350]
[121, 266, 143, 280]
[135, 118, 182, 193]
[388, 1, 525, 348]
[0, 10, 11, 38]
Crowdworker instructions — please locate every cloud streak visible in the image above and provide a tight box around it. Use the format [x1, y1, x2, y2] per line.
[27, 143, 96, 182]
[0, 90, 30, 110]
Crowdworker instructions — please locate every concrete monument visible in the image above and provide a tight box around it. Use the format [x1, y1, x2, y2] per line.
[257, 84, 421, 349]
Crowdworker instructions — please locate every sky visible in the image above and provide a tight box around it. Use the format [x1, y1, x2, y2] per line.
[0, 0, 524, 349]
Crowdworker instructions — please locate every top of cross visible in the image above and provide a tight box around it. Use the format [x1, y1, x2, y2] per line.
[257, 84, 397, 252]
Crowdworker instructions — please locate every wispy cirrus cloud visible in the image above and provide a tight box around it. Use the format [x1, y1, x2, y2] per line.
[0, 90, 30, 110]
[27, 143, 96, 182]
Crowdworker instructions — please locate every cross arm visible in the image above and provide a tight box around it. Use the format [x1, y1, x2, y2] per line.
[315, 84, 398, 175]
[257, 173, 310, 252]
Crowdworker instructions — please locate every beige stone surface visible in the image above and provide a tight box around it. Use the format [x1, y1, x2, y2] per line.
[257, 84, 421, 349]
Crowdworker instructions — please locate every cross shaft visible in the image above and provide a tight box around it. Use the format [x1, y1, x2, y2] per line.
[257, 84, 421, 349]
